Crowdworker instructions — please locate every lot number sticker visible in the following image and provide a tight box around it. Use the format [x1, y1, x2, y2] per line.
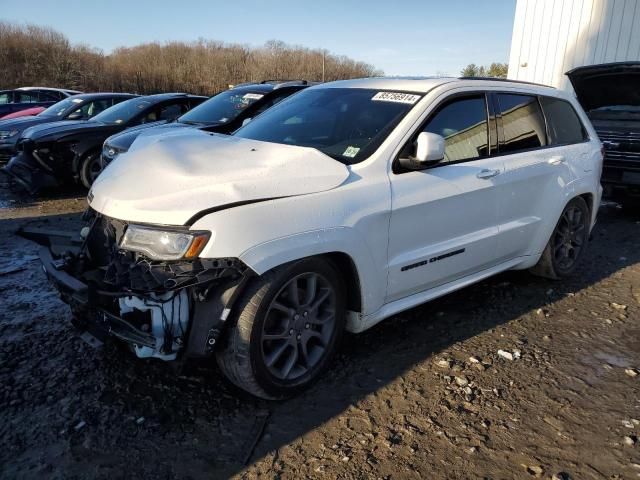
[372, 92, 421, 104]
[343, 146, 360, 158]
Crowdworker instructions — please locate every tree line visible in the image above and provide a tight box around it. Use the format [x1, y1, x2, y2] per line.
[460, 63, 508, 78]
[0, 22, 382, 96]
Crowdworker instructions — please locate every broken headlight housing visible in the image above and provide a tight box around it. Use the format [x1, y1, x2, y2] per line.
[120, 225, 211, 261]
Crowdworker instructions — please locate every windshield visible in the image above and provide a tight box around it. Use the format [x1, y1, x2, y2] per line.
[39, 97, 84, 118]
[92, 98, 152, 125]
[235, 88, 422, 164]
[179, 89, 266, 124]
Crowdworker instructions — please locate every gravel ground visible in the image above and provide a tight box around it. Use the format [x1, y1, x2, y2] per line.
[0, 186, 639, 479]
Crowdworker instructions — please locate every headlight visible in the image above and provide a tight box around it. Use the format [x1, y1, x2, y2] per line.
[0, 130, 18, 139]
[102, 144, 123, 162]
[120, 225, 211, 261]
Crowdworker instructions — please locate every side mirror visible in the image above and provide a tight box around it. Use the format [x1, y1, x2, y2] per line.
[67, 111, 84, 120]
[241, 117, 252, 127]
[399, 132, 445, 170]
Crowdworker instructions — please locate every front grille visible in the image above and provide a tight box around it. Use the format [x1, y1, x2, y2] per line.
[597, 130, 640, 166]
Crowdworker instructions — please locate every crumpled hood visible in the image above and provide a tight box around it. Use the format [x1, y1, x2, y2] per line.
[89, 131, 349, 225]
[567, 62, 640, 112]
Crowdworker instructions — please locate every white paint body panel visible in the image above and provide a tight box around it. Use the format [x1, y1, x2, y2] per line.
[88, 78, 603, 334]
[90, 131, 349, 225]
[508, 0, 640, 91]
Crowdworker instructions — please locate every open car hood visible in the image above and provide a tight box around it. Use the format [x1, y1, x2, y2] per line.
[89, 131, 349, 225]
[567, 62, 640, 112]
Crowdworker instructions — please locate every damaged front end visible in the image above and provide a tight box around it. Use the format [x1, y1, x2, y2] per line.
[2, 138, 70, 193]
[26, 210, 252, 361]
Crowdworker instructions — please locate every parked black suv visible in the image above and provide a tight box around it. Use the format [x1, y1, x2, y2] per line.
[0, 93, 137, 163]
[101, 81, 313, 168]
[0, 87, 82, 118]
[568, 62, 640, 207]
[2, 93, 207, 193]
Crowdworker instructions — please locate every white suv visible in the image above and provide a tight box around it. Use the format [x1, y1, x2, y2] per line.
[40, 77, 602, 399]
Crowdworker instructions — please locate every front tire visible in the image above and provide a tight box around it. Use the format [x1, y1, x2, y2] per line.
[216, 257, 346, 400]
[530, 196, 590, 279]
[79, 151, 102, 189]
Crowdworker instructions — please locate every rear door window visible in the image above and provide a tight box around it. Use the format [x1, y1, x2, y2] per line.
[496, 94, 547, 153]
[540, 96, 588, 145]
[38, 91, 60, 102]
[17, 92, 39, 103]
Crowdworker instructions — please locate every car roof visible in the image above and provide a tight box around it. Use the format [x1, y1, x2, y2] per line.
[66, 93, 139, 100]
[230, 80, 316, 92]
[135, 93, 208, 101]
[318, 77, 556, 93]
[16, 87, 83, 94]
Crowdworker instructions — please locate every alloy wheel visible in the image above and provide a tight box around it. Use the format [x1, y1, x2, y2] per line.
[87, 154, 103, 184]
[260, 272, 337, 381]
[553, 205, 585, 270]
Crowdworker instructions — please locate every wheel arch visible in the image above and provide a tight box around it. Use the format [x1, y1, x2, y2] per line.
[318, 251, 362, 313]
[237, 227, 381, 317]
[71, 144, 101, 174]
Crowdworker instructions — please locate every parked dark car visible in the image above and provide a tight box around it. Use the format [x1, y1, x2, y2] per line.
[101, 81, 313, 167]
[0, 93, 137, 163]
[567, 62, 640, 208]
[0, 87, 82, 118]
[2, 93, 207, 192]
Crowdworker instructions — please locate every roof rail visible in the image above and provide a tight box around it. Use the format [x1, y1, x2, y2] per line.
[458, 77, 555, 88]
[230, 80, 316, 90]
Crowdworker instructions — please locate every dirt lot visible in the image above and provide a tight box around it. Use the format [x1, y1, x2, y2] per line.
[0, 186, 639, 480]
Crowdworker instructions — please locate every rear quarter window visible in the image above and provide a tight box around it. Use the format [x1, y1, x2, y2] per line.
[540, 96, 588, 145]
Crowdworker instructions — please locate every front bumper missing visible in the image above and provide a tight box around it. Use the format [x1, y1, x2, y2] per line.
[39, 245, 156, 349]
[32, 217, 252, 361]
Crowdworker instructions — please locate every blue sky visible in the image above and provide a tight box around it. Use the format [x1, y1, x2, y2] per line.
[1, 0, 516, 76]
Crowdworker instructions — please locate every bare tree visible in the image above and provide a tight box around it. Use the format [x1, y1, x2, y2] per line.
[0, 22, 381, 96]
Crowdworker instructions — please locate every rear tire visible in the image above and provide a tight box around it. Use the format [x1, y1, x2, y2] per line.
[216, 257, 346, 400]
[530, 196, 590, 279]
[79, 151, 102, 189]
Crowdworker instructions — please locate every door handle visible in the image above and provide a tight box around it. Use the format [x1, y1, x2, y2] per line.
[476, 169, 501, 179]
[548, 155, 566, 165]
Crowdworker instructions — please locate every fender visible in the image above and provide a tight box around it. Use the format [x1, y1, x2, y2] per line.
[69, 136, 104, 173]
[528, 176, 599, 259]
[238, 226, 383, 321]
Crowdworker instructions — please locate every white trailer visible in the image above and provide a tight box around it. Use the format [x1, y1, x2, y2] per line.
[508, 0, 640, 91]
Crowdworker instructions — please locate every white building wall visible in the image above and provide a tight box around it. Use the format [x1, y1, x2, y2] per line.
[508, 0, 640, 91]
